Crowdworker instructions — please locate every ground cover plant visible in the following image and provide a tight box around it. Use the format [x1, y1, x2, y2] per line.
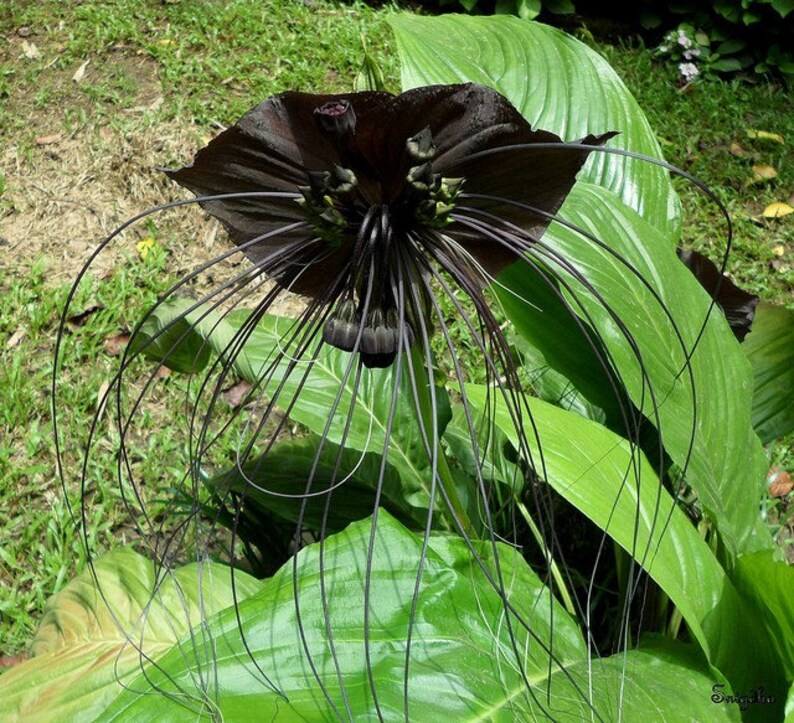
[1, 1, 794, 721]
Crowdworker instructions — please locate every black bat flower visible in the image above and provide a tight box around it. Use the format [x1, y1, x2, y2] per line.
[56, 83, 650, 719]
[164, 83, 612, 367]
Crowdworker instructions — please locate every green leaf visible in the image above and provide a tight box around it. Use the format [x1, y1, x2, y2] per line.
[508, 329, 606, 422]
[515, 0, 541, 20]
[389, 13, 681, 238]
[129, 296, 216, 373]
[711, 57, 746, 72]
[743, 303, 794, 442]
[464, 386, 785, 713]
[458, 0, 480, 11]
[103, 513, 739, 720]
[731, 551, 794, 682]
[442, 404, 525, 496]
[209, 433, 429, 530]
[353, 49, 386, 92]
[716, 39, 747, 55]
[544, 0, 576, 14]
[714, 0, 741, 22]
[226, 312, 453, 515]
[771, 0, 794, 17]
[0, 549, 261, 722]
[139, 303, 455, 524]
[501, 182, 769, 557]
[496, 260, 621, 423]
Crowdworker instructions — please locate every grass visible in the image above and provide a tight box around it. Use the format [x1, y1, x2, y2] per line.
[1, 0, 792, 658]
[0, 0, 398, 146]
[600, 41, 794, 305]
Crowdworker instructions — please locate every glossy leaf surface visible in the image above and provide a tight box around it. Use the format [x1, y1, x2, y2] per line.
[743, 303, 794, 442]
[464, 385, 784, 711]
[0, 549, 261, 722]
[504, 183, 769, 557]
[103, 513, 738, 721]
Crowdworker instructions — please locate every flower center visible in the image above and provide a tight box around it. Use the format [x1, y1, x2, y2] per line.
[298, 105, 464, 367]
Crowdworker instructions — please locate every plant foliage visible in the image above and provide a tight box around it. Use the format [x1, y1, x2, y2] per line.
[11, 11, 791, 723]
[645, 0, 794, 82]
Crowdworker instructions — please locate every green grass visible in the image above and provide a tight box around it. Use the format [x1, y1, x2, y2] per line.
[0, 248, 202, 649]
[1, 0, 792, 657]
[0, 0, 399, 146]
[600, 41, 794, 306]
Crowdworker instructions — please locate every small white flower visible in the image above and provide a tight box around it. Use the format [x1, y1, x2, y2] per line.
[677, 29, 693, 49]
[679, 62, 699, 82]
[683, 48, 701, 60]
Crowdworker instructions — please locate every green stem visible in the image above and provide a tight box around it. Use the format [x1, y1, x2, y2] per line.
[408, 346, 474, 537]
[666, 602, 684, 640]
[516, 499, 577, 617]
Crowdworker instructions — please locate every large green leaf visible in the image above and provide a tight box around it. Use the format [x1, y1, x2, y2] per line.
[497, 261, 620, 424]
[129, 296, 221, 374]
[442, 405, 524, 497]
[743, 303, 794, 443]
[505, 183, 769, 557]
[103, 512, 738, 721]
[464, 385, 786, 715]
[389, 13, 681, 238]
[0, 549, 261, 722]
[509, 331, 606, 422]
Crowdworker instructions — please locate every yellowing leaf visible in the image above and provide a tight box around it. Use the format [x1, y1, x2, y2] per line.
[751, 164, 778, 184]
[763, 203, 794, 219]
[136, 236, 156, 259]
[71, 59, 90, 83]
[746, 129, 785, 144]
[21, 40, 40, 60]
[0, 548, 261, 722]
[729, 142, 753, 159]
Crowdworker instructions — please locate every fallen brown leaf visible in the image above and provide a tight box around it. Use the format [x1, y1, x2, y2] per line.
[751, 164, 778, 184]
[769, 467, 793, 498]
[746, 129, 785, 145]
[36, 134, 61, 146]
[6, 326, 26, 349]
[763, 202, 794, 219]
[103, 332, 130, 357]
[222, 379, 253, 408]
[0, 654, 30, 668]
[21, 40, 40, 59]
[72, 59, 90, 83]
[96, 379, 110, 422]
[729, 142, 753, 159]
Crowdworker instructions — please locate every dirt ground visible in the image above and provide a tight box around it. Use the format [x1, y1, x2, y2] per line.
[1, 50, 316, 328]
[0, 52, 227, 278]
